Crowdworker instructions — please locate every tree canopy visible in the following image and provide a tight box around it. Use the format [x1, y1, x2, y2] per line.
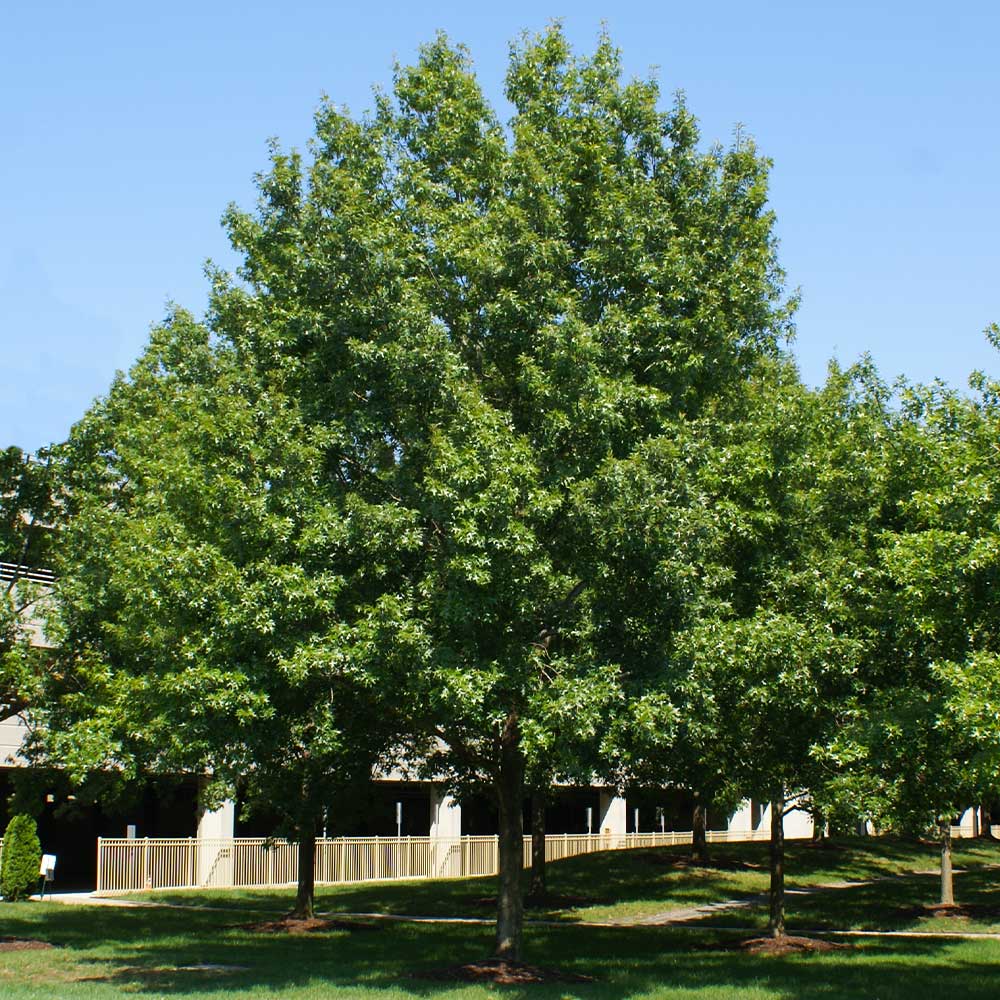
[45, 25, 798, 955]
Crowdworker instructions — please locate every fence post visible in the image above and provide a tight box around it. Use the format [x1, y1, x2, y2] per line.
[96, 837, 103, 894]
[141, 838, 150, 890]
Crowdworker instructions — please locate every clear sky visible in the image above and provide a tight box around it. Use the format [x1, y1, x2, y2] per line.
[3, 1, 998, 452]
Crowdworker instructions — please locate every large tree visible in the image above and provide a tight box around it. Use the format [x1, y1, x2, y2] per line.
[47, 27, 792, 957]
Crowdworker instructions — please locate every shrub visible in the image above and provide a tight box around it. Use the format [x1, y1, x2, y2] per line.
[1, 814, 41, 901]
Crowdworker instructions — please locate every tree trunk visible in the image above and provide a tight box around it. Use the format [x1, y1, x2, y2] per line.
[292, 824, 316, 919]
[768, 793, 786, 938]
[979, 802, 994, 840]
[529, 788, 546, 900]
[811, 809, 825, 842]
[691, 795, 709, 864]
[940, 819, 955, 907]
[494, 713, 525, 961]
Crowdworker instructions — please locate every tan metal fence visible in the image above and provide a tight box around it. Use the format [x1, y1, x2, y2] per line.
[95, 828, 776, 896]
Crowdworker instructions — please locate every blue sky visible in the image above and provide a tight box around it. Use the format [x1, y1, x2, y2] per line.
[3, 1, 998, 451]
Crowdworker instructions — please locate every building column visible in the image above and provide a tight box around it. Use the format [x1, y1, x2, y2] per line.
[598, 790, 627, 847]
[727, 800, 754, 836]
[429, 785, 462, 877]
[958, 807, 978, 839]
[429, 786, 462, 839]
[782, 802, 815, 840]
[196, 787, 235, 887]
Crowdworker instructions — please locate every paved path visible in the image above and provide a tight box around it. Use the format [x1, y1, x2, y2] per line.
[37, 869, 1000, 943]
[605, 879, 880, 927]
[35, 891, 279, 915]
[320, 911, 1000, 940]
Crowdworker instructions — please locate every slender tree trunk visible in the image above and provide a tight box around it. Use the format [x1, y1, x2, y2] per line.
[768, 793, 786, 938]
[691, 795, 709, 864]
[811, 809, 825, 842]
[292, 823, 316, 919]
[979, 802, 994, 840]
[529, 788, 546, 900]
[494, 713, 525, 961]
[940, 819, 955, 907]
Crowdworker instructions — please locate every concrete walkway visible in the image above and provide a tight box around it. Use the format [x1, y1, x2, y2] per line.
[603, 879, 877, 926]
[318, 911, 1000, 940]
[36, 871, 1000, 943]
[34, 891, 279, 915]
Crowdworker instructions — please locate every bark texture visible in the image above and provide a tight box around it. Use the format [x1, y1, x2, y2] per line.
[768, 793, 785, 938]
[494, 714, 525, 960]
[293, 826, 316, 919]
[691, 797, 709, 863]
[979, 802, 994, 840]
[530, 789, 547, 899]
[811, 810, 826, 842]
[940, 820, 955, 907]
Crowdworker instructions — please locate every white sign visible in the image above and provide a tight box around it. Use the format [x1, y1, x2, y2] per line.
[39, 854, 57, 879]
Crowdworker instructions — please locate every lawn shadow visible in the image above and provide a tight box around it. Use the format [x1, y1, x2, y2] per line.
[7, 901, 1000, 999]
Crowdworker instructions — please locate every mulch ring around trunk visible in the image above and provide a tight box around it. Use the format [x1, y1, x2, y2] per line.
[413, 958, 595, 985]
[0, 937, 54, 951]
[736, 935, 850, 955]
[234, 916, 381, 934]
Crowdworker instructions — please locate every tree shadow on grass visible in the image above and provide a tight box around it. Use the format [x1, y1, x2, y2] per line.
[132, 837, 1000, 927]
[8, 902, 1000, 999]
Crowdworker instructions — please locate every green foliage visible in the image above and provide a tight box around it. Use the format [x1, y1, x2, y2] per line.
[42, 25, 794, 954]
[1, 813, 41, 902]
[621, 359, 894, 833]
[0, 446, 58, 719]
[814, 338, 1000, 843]
[42, 312, 402, 854]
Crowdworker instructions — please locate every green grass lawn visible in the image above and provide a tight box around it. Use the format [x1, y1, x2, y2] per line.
[0, 837, 999, 999]
[130, 834, 1000, 926]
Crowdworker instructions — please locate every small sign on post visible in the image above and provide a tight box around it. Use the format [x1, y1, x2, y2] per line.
[38, 854, 56, 900]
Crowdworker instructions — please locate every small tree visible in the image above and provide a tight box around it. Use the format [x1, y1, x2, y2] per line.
[41, 313, 405, 921]
[653, 361, 893, 939]
[1, 814, 41, 902]
[838, 353, 1000, 907]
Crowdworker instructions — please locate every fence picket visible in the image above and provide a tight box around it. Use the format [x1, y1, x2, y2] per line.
[93, 827, 807, 895]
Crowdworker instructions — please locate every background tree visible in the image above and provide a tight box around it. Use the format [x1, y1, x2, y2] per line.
[655, 361, 895, 939]
[1, 447, 58, 720]
[830, 342, 1000, 906]
[0, 814, 41, 902]
[41, 313, 404, 918]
